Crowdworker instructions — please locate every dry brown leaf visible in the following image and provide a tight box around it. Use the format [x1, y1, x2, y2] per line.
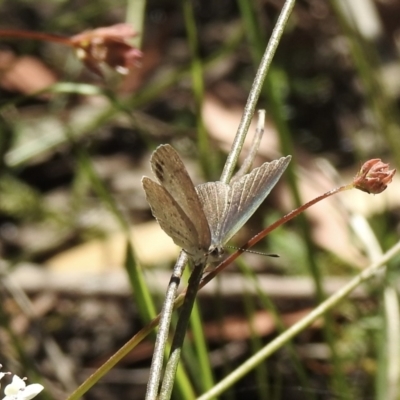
[0, 50, 57, 95]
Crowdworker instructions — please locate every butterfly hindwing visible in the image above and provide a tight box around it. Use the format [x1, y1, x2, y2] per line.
[219, 156, 291, 244]
[196, 181, 229, 245]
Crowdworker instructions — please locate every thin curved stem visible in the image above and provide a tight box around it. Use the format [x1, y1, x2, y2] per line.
[0, 29, 72, 45]
[220, 0, 296, 184]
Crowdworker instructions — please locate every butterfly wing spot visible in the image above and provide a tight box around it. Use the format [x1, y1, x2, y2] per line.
[153, 160, 166, 182]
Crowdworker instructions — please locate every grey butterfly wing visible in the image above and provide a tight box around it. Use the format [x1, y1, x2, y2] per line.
[218, 155, 291, 244]
[196, 181, 230, 246]
[142, 177, 202, 254]
[150, 144, 211, 249]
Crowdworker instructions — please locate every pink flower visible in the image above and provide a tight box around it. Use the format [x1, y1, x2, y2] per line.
[71, 23, 143, 76]
[353, 159, 396, 194]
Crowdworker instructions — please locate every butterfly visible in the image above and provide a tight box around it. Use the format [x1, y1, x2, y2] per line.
[142, 144, 291, 265]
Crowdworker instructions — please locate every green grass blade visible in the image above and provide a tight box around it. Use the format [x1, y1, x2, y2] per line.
[124, 240, 156, 322]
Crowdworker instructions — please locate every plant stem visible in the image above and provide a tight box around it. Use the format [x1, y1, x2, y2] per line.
[220, 0, 296, 184]
[125, 0, 146, 48]
[0, 29, 72, 45]
[232, 110, 265, 180]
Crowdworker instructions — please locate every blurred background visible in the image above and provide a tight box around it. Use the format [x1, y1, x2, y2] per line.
[0, 0, 400, 399]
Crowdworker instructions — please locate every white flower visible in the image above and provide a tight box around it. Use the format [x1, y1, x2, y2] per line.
[2, 375, 43, 400]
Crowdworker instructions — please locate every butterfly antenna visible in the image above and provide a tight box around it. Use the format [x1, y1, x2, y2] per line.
[225, 245, 279, 258]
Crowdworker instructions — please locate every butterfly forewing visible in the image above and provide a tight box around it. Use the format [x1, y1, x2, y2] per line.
[219, 155, 291, 244]
[142, 177, 201, 251]
[150, 145, 211, 249]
